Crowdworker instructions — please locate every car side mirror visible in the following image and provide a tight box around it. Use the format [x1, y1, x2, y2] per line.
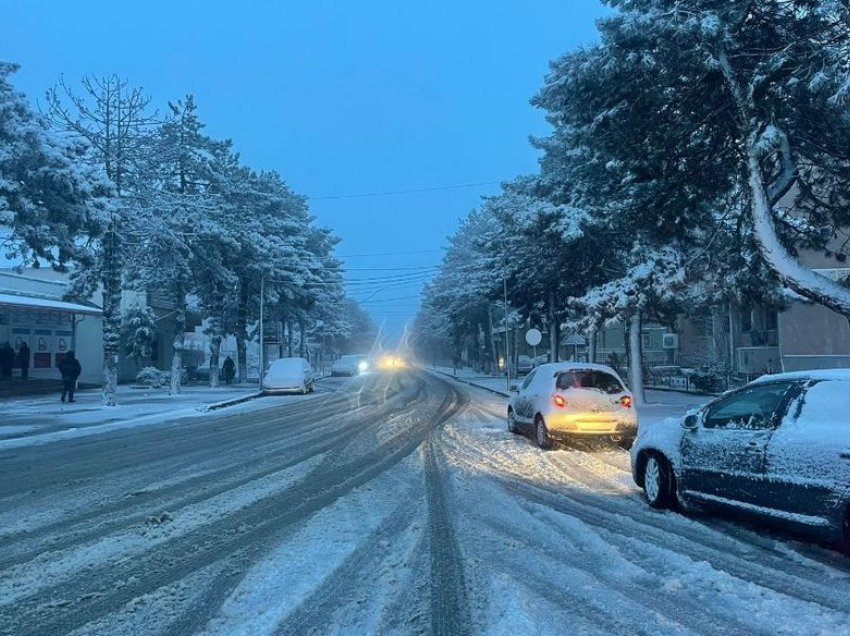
[509, 384, 519, 393]
[682, 414, 699, 430]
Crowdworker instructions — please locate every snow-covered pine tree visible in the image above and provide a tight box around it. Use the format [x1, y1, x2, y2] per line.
[46, 75, 157, 405]
[120, 302, 157, 370]
[195, 145, 243, 388]
[535, 0, 850, 322]
[0, 62, 111, 271]
[132, 95, 227, 395]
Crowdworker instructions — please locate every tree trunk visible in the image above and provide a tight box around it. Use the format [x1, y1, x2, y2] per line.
[236, 286, 248, 383]
[486, 305, 498, 375]
[169, 286, 186, 395]
[209, 311, 222, 389]
[587, 329, 597, 364]
[286, 321, 294, 357]
[209, 335, 221, 388]
[101, 228, 121, 406]
[628, 312, 645, 407]
[513, 324, 520, 374]
[717, 50, 850, 319]
[548, 292, 559, 363]
[299, 318, 306, 358]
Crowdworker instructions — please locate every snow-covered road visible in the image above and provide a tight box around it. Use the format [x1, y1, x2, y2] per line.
[1, 370, 849, 635]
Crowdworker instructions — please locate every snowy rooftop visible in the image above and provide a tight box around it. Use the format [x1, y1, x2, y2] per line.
[0, 293, 102, 315]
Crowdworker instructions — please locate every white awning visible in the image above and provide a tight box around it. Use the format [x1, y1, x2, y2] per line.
[0, 293, 102, 315]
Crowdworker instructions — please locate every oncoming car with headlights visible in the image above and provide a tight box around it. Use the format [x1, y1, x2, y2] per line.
[508, 362, 637, 449]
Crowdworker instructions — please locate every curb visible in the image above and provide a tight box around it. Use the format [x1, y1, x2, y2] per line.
[202, 392, 265, 412]
[430, 369, 510, 398]
[645, 385, 722, 398]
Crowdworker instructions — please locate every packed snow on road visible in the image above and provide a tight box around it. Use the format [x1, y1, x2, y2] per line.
[2, 372, 850, 635]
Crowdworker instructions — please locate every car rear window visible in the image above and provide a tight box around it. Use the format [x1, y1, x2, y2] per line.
[556, 370, 624, 394]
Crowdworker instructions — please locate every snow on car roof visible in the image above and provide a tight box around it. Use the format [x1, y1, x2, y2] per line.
[753, 368, 850, 384]
[269, 357, 306, 370]
[535, 362, 621, 376]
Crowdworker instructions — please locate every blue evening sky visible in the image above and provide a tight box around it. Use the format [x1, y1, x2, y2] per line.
[2, 0, 607, 343]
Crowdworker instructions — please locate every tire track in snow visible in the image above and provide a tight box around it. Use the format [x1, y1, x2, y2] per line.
[423, 438, 471, 636]
[0, 371, 465, 636]
[499, 477, 850, 619]
[268, 488, 425, 636]
[0, 373, 414, 562]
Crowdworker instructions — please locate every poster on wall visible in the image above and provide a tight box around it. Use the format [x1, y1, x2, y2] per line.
[11, 328, 30, 354]
[54, 330, 72, 366]
[33, 329, 52, 368]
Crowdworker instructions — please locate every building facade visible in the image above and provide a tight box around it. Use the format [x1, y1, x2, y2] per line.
[0, 269, 103, 385]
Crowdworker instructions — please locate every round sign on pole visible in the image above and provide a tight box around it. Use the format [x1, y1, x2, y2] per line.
[525, 328, 542, 347]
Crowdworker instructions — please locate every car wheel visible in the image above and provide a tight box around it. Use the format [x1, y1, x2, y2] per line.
[507, 408, 518, 434]
[535, 416, 553, 450]
[643, 453, 675, 509]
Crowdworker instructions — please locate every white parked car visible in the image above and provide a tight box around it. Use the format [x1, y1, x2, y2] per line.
[262, 357, 315, 394]
[508, 362, 637, 449]
[631, 369, 850, 551]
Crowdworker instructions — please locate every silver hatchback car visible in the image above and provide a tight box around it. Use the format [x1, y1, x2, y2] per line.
[508, 362, 637, 449]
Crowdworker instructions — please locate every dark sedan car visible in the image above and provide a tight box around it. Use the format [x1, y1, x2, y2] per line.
[631, 369, 850, 551]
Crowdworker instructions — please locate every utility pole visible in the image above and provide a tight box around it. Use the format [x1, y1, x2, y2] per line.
[503, 254, 511, 392]
[259, 276, 265, 390]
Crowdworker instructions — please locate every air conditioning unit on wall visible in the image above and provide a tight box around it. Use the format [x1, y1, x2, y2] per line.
[662, 333, 679, 350]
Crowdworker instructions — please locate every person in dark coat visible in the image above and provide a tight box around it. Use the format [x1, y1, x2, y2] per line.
[222, 356, 235, 385]
[17, 341, 30, 381]
[0, 342, 13, 381]
[59, 350, 82, 402]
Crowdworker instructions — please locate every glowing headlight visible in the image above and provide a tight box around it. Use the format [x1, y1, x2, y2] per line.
[358, 360, 369, 373]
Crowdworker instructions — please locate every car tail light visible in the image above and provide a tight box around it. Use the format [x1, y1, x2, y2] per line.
[553, 395, 567, 408]
[620, 395, 632, 408]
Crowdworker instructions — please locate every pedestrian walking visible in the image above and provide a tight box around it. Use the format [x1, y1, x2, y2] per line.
[0, 342, 13, 381]
[59, 350, 82, 402]
[222, 356, 235, 385]
[18, 341, 30, 381]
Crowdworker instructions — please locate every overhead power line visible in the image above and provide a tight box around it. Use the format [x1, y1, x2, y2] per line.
[310, 181, 500, 201]
[339, 249, 443, 258]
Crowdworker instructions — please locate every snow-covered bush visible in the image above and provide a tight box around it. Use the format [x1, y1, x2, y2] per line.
[135, 367, 166, 388]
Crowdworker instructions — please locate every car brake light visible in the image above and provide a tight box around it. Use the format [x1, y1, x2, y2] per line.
[553, 395, 567, 408]
[620, 395, 632, 408]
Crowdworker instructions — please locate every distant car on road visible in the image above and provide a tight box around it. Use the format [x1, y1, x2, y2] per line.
[631, 369, 850, 552]
[331, 355, 369, 377]
[508, 362, 637, 449]
[263, 357, 315, 394]
[516, 355, 534, 375]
